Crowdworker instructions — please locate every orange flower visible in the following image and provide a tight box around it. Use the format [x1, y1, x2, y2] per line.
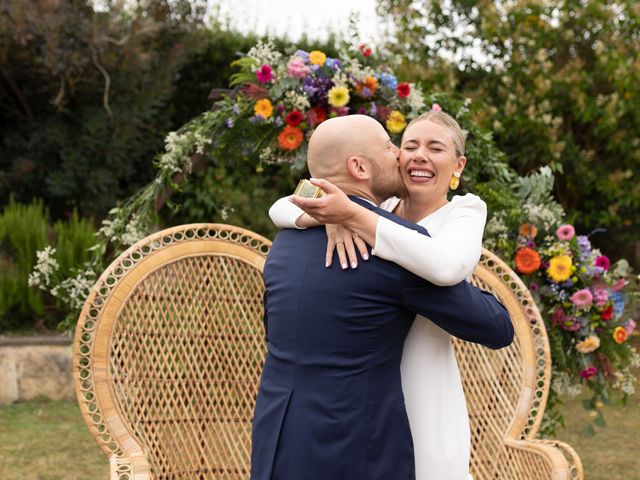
[278, 126, 304, 150]
[515, 247, 541, 274]
[518, 223, 538, 238]
[356, 76, 378, 97]
[613, 326, 628, 344]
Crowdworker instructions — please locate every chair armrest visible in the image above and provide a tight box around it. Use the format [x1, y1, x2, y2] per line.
[503, 438, 583, 480]
[537, 439, 584, 480]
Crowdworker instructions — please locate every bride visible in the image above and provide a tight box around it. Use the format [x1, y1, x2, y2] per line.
[269, 109, 483, 480]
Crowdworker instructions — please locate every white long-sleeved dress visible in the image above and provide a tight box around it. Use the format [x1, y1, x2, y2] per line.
[269, 194, 487, 480]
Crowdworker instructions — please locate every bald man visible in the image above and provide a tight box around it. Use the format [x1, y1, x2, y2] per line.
[250, 115, 513, 480]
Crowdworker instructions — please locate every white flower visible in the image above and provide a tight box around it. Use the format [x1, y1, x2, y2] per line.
[120, 215, 147, 246]
[28, 246, 60, 289]
[407, 85, 425, 113]
[284, 91, 310, 111]
[246, 39, 282, 71]
[54, 270, 96, 310]
[551, 370, 582, 398]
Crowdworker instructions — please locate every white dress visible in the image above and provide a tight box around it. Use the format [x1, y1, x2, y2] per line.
[269, 193, 487, 480]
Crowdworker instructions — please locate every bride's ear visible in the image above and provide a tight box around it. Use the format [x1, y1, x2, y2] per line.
[346, 155, 370, 180]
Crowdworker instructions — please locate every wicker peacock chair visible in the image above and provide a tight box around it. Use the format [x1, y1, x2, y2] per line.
[73, 223, 582, 480]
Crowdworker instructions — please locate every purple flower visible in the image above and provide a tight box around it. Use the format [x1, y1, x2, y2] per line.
[226, 118, 234, 128]
[529, 282, 539, 292]
[232, 103, 240, 114]
[577, 235, 592, 260]
[248, 115, 264, 124]
[294, 50, 310, 63]
[370, 102, 378, 116]
[303, 76, 334, 106]
[274, 117, 283, 127]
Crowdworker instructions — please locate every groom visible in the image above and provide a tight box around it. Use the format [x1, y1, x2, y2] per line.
[251, 115, 513, 480]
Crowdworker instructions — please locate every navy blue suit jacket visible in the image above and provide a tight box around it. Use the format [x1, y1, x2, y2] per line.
[251, 197, 513, 480]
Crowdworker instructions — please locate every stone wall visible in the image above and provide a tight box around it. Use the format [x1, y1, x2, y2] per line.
[0, 336, 74, 405]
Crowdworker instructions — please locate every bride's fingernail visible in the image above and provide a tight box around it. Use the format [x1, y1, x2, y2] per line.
[325, 262, 330, 268]
[351, 262, 357, 269]
[363, 253, 369, 260]
[341, 262, 348, 269]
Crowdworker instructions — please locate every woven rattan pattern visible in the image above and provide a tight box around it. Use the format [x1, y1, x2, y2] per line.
[74, 224, 271, 479]
[74, 225, 582, 480]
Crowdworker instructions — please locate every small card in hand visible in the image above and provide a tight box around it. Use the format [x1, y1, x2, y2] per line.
[293, 179, 325, 198]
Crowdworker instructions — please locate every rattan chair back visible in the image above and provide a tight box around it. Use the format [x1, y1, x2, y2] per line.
[74, 224, 581, 479]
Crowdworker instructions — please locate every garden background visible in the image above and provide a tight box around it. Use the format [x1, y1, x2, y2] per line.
[1, 0, 639, 478]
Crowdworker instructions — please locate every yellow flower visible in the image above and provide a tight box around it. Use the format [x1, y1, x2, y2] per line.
[547, 255, 572, 282]
[254, 98, 273, 118]
[386, 110, 407, 134]
[575, 335, 600, 354]
[327, 86, 350, 108]
[309, 50, 327, 66]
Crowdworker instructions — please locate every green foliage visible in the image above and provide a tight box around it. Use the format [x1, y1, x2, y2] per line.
[0, 199, 96, 332]
[0, 198, 48, 328]
[0, 0, 208, 220]
[53, 211, 95, 278]
[377, 0, 640, 267]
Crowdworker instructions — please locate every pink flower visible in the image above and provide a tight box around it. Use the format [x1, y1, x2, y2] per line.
[626, 319, 636, 335]
[571, 288, 593, 308]
[256, 64, 274, 83]
[287, 57, 309, 78]
[579, 366, 598, 380]
[591, 287, 609, 307]
[556, 224, 575, 241]
[431, 103, 442, 112]
[611, 278, 626, 292]
[594, 255, 610, 271]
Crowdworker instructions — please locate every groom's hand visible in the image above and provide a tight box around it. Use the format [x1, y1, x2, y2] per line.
[290, 178, 358, 224]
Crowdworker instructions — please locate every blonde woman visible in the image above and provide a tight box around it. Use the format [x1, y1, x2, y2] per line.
[269, 110, 484, 480]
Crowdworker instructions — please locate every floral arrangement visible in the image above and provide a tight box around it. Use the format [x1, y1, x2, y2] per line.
[217, 39, 426, 169]
[512, 221, 638, 433]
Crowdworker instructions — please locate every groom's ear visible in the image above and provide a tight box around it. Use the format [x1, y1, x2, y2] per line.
[346, 155, 371, 181]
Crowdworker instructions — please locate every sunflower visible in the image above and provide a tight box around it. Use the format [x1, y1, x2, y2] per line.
[328, 86, 350, 108]
[254, 98, 273, 118]
[278, 126, 304, 150]
[547, 255, 572, 283]
[514, 247, 541, 274]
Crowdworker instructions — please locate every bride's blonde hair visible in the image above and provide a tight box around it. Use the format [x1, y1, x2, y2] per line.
[405, 111, 466, 157]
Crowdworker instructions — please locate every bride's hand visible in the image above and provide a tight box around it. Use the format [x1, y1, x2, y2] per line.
[325, 224, 370, 269]
[290, 178, 357, 224]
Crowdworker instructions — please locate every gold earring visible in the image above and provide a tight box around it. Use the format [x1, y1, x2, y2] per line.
[449, 171, 461, 190]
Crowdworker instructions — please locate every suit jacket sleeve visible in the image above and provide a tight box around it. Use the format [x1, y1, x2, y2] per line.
[400, 279, 514, 349]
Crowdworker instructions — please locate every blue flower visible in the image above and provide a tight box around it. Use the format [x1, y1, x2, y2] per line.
[325, 58, 341, 70]
[378, 73, 398, 90]
[610, 291, 625, 318]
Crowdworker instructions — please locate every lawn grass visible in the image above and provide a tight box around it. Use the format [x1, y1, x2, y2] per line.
[0, 393, 638, 479]
[0, 399, 109, 480]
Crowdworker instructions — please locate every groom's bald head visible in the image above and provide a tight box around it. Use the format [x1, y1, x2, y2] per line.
[307, 115, 386, 180]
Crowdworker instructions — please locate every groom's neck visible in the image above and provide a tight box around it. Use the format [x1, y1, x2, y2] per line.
[329, 180, 380, 206]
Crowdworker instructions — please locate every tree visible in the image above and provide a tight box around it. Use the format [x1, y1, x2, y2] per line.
[377, 0, 640, 267]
